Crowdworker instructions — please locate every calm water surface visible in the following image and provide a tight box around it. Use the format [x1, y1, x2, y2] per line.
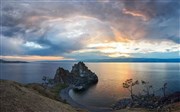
[0, 62, 180, 108]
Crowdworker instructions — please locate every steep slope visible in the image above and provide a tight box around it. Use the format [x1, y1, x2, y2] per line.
[0, 80, 86, 112]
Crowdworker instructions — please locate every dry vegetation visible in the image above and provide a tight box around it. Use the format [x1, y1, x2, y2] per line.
[113, 102, 180, 112]
[0, 79, 179, 112]
[0, 79, 86, 112]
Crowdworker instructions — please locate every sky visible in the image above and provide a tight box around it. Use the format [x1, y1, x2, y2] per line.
[0, 0, 180, 61]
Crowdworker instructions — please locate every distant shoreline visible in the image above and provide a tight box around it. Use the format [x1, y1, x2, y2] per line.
[1, 58, 180, 63]
[33, 61, 180, 63]
[34, 58, 180, 63]
[0, 59, 28, 63]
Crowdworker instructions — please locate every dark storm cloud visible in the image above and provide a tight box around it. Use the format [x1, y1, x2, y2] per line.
[1, 0, 179, 57]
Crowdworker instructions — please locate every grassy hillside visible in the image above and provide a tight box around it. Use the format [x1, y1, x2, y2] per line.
[0, 80, 86, 112]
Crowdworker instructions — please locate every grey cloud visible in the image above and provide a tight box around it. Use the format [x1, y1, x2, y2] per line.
[0, 35, 24, 55]
[28, 16, 115, 55]
[1, 0, 179, 57]
[120, 0, 180, 43]
[122, 0, 180, 19]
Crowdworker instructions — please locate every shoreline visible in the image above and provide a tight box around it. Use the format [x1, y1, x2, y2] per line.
[60, 87, 180, 112]
[60, 86, 113, 112]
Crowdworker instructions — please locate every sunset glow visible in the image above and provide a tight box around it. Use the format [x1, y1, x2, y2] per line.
[0, 55, 71, 61]
[1, 0, 179, 61]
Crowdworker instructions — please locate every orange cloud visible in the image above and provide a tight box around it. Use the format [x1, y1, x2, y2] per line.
[122, 8, 148, 21]
[74, 40, 179, 58]
[111, 27, 131, 42]
[26, 16, 55, 25]
[0, 55, 74, 61]
[107, 53, 131, 58]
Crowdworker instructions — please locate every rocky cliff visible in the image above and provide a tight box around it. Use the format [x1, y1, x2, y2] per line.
[54, 67, 74, 84]
[54, 62, 98, 91]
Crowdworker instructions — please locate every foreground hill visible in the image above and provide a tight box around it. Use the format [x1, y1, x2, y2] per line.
[0, 79, 86, 112]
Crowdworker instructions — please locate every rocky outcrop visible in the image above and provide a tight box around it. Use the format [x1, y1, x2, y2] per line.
[54, 67, 74, 84]
[54, 62, 98, 91]
[71, 62, 98, 91]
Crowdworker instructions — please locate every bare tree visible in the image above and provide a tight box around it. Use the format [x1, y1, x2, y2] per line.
[161, 83, 167, 97]
[141, 80, 153, 96]
[123, 79, 139, 100]
[42, 76, 54, 89]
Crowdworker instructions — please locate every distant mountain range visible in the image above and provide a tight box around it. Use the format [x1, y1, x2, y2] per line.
[1, 58, 180, 63]
[84, 58, 180, 62]
[36, 58, 180, 63]
[0, 59, 28, 63]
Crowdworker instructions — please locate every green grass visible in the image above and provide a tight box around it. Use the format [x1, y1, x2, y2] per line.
[25, 83, 68, 103]
[50, 83, 68, 97]
[49, 83, 68, 103]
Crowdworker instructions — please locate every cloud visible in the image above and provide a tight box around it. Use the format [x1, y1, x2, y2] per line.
[37, 16, 115, 55]
[122, 8, 148, 21]
[2, 0, 179, 42]
[23, 41, 48, 49]
[0, 55, 69, 61]
[120, 0, 180, 43]
[122, 0, 180, 20]
[0, 35, 24, 55]
[74, 41, 179, 58]
[1, 0, 179, 60]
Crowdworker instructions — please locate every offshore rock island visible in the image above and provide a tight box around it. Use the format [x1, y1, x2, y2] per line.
[54, 62, 98, 91]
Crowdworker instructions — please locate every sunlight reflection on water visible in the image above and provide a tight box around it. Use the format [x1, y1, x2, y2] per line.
[1, 62, 180, 107]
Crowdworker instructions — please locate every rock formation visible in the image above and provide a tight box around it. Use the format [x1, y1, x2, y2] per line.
[54, 67, 74, 84]
[54, 62, 98, 91]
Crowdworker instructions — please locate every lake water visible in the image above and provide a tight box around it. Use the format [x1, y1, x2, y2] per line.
[0, 62, 180, 108]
